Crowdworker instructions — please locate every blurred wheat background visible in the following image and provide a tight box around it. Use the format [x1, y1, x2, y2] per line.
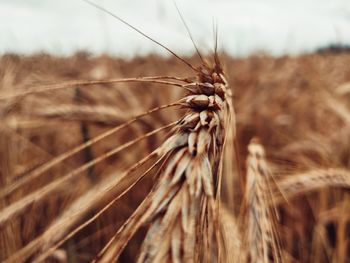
[1, 1, 350, 263]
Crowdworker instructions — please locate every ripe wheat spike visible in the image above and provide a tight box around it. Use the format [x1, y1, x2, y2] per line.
[244, 139, 282, 263]
[94, 59, 235, 263]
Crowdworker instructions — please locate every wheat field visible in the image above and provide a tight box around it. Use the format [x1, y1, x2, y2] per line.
[1, 45, 350, 263]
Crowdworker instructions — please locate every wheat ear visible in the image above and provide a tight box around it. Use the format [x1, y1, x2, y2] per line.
[94, 60, 235, 262]
[245, 138, 282, 263]
[271, 168, 350, 205]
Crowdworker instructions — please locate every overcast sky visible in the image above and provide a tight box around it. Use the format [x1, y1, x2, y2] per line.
[1, 0, 350, 57]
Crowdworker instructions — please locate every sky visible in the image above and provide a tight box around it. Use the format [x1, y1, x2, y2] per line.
[0, 0, 350, 58]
